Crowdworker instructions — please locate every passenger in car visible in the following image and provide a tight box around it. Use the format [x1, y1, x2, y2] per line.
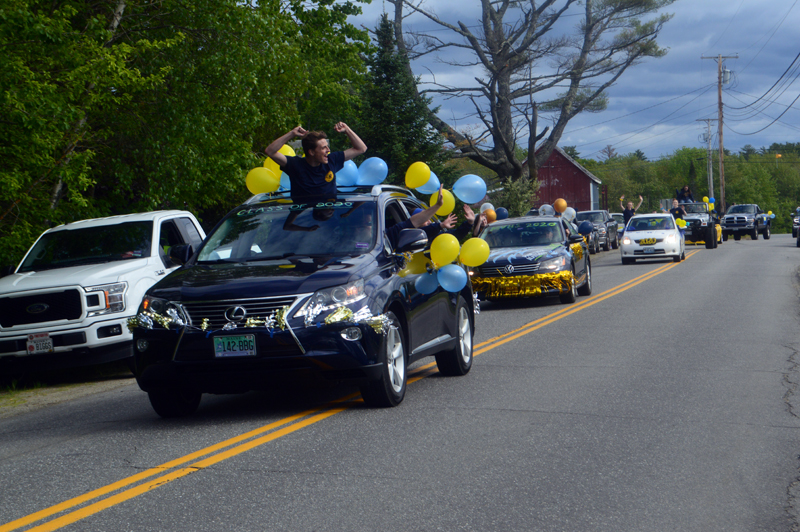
[386, 187, 445, 249]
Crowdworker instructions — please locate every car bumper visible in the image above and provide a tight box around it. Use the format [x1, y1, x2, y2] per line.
[471, 271, 573, 299]
[133, 323, 385, 393]
[620, 243, 681, 258]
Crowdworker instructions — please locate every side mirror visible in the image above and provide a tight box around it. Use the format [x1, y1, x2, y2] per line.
[168, 244, 194, 266]
[395, 229, 428, 254]
[0, 265, 15, 278]
[568, 234, 585, 243]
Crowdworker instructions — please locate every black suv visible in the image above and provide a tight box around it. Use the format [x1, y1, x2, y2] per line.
[131, 187, 475, 417]
[575, 210, 619, 251]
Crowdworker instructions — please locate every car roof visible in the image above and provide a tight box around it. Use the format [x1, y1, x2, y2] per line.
[487, 215, 564, 227]
[46, 210, 192, 233]
[243, 185, 419, 206]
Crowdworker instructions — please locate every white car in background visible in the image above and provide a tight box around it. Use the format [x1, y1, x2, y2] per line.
[620, 214, 685, 264]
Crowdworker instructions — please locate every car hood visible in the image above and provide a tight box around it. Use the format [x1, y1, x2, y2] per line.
[626, 230, 675, 238]
[483, 244, 566, 265]
[0, 259, 154, 293]
[147, 254, 376, 301]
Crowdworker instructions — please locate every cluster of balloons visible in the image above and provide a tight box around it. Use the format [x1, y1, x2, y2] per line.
[676, 218, 687, 228]
[337, 157, 389, 186]
[405, 162, 490, 215]
[246, 145, 297, 194]
[538, 198, 576, 222]
[413, 234, 491, 294]
[477, 203, 507, 223]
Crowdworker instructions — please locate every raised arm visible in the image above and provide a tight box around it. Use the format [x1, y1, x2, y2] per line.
[334, 122, 367, 161]
[635, 195, 643, 210]
[619, 195, 625, 210]
[409, 186, 444, 227]
[265, 126, 307, 167]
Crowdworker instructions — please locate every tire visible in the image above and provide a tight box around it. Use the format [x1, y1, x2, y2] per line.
[603, 237, 610, 252]
[622, 257, 634, 265]
[148, 388, 202, 418]
[360, 311, 407, 407]
[559, 268, 578, 304]
[763, 225, 771, 240]
[673, 251, 683, 262]
[577, 261, 592, 296]
[435, 300, 473, 376]
[796, 234, 800, 248]
[589, 238, 596, 254]
[734, 234, 741, 241]
[705, 227, 715, 249]
[751, 228, 758, 240]
[611, 233, 619, 250]
[722, 233, 728, 242]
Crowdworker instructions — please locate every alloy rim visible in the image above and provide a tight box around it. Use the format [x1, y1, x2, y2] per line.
[386, 325, 405, 393]
[457, 307, 472, 364]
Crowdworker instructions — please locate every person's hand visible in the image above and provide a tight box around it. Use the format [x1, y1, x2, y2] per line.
[638, 195, 643, 200]
[441, 213, 457, 229]
[620, 195, 625, 200]
[434, 185, 444, 208]
[333, 122, 349, 133]
[291, 126, 308, 138]
[307, 225, 320, 232]
[463, 204, 475, 223]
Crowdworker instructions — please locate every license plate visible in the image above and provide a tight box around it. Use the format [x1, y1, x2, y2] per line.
[214, 335, 256, 357]
[643, 247, 655, 254]
[27, 333, 53, 354]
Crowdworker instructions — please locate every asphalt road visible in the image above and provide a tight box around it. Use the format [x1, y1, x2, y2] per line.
[2, 235, 800, 531]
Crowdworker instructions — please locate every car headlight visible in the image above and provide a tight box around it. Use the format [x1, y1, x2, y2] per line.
[665, 234, 676, 242]
[138, 295, 188, 327]
[295, 279, 366, 317]
[538, 256, 566, 271]
[622, 236, 631, 245]
[598, 227, 606, 234]
[793, 217, 799, 224]
[86, 282, 127, 317]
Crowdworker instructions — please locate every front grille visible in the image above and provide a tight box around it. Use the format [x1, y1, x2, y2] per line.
[479, 263, 541, 277]
[181, 296, 298, 330]
[724, 215, 749, 225]
[0, 290, 82, 328]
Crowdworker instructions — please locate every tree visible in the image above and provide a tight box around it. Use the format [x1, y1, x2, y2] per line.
[357, 14, 454, 186]
[600, 145, 619, 161]
[633, 150, 648, 161]
[562, 146, 581, 160]
[388, 0, 674, 182]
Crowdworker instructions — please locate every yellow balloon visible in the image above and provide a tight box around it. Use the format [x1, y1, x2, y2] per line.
[709, 202, 715, 211]
[702, 196, 709, 203]
[554, 198, 567, 213]
[430, 233, 460, 267]
[264, 157, 280, 176]
[246, 167, 280, 194]
[405, 162, 431, 189]
[278, 144, 296, 157]
[399, 252, 431, 277]
[768, 210, 773, 215]
[460, 238, 490, 267]
[429, 189, 456, 216]
[676, 218, 686, 227]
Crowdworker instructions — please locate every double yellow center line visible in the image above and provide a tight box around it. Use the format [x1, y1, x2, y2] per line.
[1, 252, 696, 532]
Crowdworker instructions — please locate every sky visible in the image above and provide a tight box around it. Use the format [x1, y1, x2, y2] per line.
[350, 0, 800, 162]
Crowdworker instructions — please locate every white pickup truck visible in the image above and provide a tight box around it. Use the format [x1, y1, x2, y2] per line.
[0, 211, 205, 371]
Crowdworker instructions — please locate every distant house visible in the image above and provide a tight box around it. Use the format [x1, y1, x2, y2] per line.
[530, 146, 603, 212]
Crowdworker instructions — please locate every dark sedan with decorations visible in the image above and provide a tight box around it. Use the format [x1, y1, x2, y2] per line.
[470, 216, 592, 304]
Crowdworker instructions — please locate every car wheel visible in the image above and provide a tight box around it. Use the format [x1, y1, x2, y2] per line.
[796, 234, 800, 248]
[763, 225, 771, 240]
[559, 268, 578, 304]
[603, 238, 610, 252]
[751, 228, 758, 240]
[673, 251, 683, 262]
[435, 299, 473, 376]
[360, 311, 407, 407]
[148, 388, 202, 418]
[705, 227, 715, 249]
[611, 234, 619, 249]
[733, 234, 741, 241]
[577, 261, 592, 296]
[589, 239, 597, 254]
[722, 233, 728, 242]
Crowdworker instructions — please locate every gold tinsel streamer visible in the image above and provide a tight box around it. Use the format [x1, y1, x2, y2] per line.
[274, 306, 289, 330]
[200, 318, 210, 331]
[570, 243, 584, 260]
[471, 271, 574, 299]
[324, 306, 354, 324]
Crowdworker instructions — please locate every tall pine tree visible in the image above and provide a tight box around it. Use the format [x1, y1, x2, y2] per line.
[359, 14, 453, 187]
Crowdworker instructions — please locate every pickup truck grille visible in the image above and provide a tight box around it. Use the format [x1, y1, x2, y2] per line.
[0, 290, 83, 328]
[181, 296, 298, 330]
[723, 215, 749, 225]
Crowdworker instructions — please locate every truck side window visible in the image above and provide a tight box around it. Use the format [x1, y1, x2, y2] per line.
[179, 217, 203, 247]
[159, 220, 186, 267]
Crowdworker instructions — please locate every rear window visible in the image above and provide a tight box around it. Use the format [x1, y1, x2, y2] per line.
[19, 221, 153, 273]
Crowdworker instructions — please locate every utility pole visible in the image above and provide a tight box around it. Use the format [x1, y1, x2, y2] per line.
[702, 54, 737, 212]
[696, 118, 717, 201]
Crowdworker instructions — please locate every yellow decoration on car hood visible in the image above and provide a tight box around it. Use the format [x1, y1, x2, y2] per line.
[471, 271, 574, 298]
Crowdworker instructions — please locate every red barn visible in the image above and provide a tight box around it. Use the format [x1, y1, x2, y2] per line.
[534, 146, 603, 212]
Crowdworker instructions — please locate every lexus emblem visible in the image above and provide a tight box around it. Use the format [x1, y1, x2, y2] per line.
[504, 265, 515, 274]
[224, 306, 247, 322]
[26, 303, 49, 314]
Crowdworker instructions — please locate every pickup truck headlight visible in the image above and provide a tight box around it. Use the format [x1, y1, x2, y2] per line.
[597, 226, 606, 234]
[295, 279, 366, 317]
[538, 256, 566, 271]
[86, 282, 127, 317]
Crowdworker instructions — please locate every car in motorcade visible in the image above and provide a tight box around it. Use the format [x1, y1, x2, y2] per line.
[525, 207, 539, 216]
[584, 223, 601, 254]
[610, 212, 625, 235]
[130, 186, 475, 417]
[620, 214, 685, 264]
[0, 211, 205, 372]
[792, 208, 799, 238]
[680, 202, 720, 249]
[470, 216, 592, 304]
[575, 209, 619, 251]
[720, 204, 770, 241]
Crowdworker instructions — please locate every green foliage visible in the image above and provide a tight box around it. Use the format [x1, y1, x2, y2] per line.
[0, 0, 368, 267]
[491, 177, 538, 218]
[356, 14, 454, 187]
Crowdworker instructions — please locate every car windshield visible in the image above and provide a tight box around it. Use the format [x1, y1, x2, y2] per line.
[576, 212, 604, 223]
[197, 200, 376, 262]
[727, 205, 755, 214]
[626, 217, 675, 231]
[683, 203, 709, 214]
[18, 221, 153, 273]
[481, 221, 564, 247]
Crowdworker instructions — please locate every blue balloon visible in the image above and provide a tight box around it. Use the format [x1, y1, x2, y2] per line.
[770, 213, 776, 219]
[438, 264, 468, 292]
[415, 271, 439, 295]
[495, 207, 509, 220]
[452, 174, 487, 204]
[336, 160, 359, 186]
[356, 157, 388, 186]
[417, 171, 441, 194]
[709, 197, 716, 204]
[279, 172, 291, 191]
[578, 221, 594, 236]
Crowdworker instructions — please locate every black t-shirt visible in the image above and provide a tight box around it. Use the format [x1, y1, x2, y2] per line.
[669, 207, 684, 220]
[623, 208, 636, 223]
[282, 151, 345, 202]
